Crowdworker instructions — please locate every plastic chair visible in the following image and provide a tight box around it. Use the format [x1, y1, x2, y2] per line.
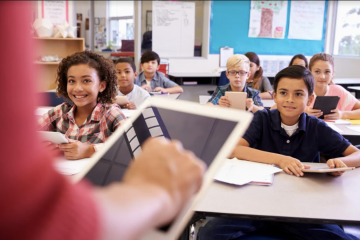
[218, 71, 230, 86]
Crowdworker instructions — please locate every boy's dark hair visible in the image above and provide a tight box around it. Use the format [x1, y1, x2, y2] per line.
[140, 50, 160, 65]
[274, 65, 314, 96]
[115, 57, 136, 72]
[289, 54, 309, 68]
[56, 50, 117, 104]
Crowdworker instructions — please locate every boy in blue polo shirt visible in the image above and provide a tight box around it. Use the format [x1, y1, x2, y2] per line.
[197, 65, 360, 240]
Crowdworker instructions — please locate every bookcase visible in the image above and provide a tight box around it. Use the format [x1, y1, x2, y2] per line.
[34, 38, 85, 91]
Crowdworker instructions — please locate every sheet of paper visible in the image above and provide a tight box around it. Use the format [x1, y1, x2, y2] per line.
[288, 1, 325, 40]
[249, 1, 288, 39]
[347, 126, 360, 133]
[214, 158, 282, 186]
[326, 123, 344, 133]
[54, 157, 92, 175]
[220, 47, 234, 67]
[324, 119, 351, 125]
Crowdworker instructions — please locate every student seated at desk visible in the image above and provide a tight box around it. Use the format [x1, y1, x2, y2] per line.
[114, 58, 150, 109]
[289, 53, 308, 68]
[38, 51, 126, 160]
[306, 53, 360, 120]
[198, 65, 360, 240]
[245, 52, 273, 99]
[207, 54, 264, 113]
[135, 50, 183, 94]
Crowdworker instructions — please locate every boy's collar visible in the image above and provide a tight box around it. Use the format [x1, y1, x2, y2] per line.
[270, 109, 306, 132]
[141, 71, 159, 82]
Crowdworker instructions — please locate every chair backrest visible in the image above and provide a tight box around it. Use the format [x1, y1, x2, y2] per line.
[218, 71, 230, 86]
[120, 40, 134, 52]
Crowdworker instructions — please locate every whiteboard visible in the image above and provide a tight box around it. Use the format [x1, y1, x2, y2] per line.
[152, 1, 195, 57]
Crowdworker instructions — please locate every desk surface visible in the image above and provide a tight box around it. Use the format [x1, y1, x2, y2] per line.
[168, 72, 220, 78]
[348, 86, 360, 91]
[333, 78, 360, 85]
[194, 162, 360, 225]
[335, 124, 360, 136]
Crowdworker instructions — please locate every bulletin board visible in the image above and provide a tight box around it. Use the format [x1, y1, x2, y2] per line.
[209, 1, 328, 56]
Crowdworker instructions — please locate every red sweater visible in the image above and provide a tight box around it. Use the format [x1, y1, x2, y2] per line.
[0, 2, 100, 239]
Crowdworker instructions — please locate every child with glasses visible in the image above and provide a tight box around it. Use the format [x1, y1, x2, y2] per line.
[207, 54, 264, 113]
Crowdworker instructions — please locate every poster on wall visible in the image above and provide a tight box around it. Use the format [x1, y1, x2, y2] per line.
[42, 1, 68, 26]
[288, 1, 325, 40]
[152, 1, 195, 57]
[248, 1, 288, 39]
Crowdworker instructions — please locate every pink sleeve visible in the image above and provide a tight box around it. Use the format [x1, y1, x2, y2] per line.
[331, 85, 358, 111]
[0, 3, 100, 240]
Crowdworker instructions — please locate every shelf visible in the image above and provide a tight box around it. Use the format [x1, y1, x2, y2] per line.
[33, 37, 85, 41]
[34, 61, 60, 65]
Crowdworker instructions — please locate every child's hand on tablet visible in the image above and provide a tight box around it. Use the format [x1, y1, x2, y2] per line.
[59, 140, 95, 160]
[43, 141, 62, 156]
[154, 87, 167, 93]
[324, 109, 342, 120]
[327, 158, 347, 176]
[124, 101, 136, 110]
[219, 96, 231, 108]
[141, 85, 152, 92]
[278, 156, 310, 177]
[246, 98, 254, 112]
[305, 108, 323, 118]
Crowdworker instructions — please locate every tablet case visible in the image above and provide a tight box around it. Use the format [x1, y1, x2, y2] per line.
[313, 96, 340, 119]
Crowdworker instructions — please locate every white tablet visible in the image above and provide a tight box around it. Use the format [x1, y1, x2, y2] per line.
[39, 131, 69, 144]
[115, 96, 129, 106]
[302, 167, 355, 173]
[225, 91, 247, 110]
[74, 97, 253, 240]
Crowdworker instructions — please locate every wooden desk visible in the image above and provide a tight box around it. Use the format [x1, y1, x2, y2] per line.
[194, 162, 360, 226]
[168, 72, 220, 85]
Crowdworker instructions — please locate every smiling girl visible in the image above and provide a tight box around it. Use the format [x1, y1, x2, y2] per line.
[38, 51, 125, 160]
[306, 53, 360, 120]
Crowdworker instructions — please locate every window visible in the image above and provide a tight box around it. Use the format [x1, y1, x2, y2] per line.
[108, 1, 134, 49]
[333, 1, 360, 56]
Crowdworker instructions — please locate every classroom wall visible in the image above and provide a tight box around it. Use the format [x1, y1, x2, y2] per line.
[75, 1, 107, 47]
[167, 1, 360, 79]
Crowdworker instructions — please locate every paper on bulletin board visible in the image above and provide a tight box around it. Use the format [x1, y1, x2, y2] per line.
[288, 1, 325, 40]
[152, 1, 195, 57]
[41, 1, 68, 26]
[248, 1, 288, 39]
[219, 47, 234, 67]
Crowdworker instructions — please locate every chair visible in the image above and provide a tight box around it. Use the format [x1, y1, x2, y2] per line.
[120, 39, 134, 52]
[218, 71, 229, 86]
[158, 58, 169, 77]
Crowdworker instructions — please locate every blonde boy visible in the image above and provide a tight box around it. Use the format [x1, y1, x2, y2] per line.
[207, 54, 263, 113]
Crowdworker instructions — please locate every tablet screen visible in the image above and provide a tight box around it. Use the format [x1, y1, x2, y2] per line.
[85, 106, 238, 186]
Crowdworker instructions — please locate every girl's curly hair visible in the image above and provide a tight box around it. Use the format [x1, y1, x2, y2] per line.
[56, 50, 117, 104]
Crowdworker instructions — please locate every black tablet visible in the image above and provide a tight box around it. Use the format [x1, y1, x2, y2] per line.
[313, 96, 340, 119]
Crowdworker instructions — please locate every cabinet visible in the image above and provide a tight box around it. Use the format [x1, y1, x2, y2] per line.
[34, 38, 85, 91]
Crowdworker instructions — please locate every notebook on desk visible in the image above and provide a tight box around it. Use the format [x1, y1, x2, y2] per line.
[73, 97, 253, 240]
